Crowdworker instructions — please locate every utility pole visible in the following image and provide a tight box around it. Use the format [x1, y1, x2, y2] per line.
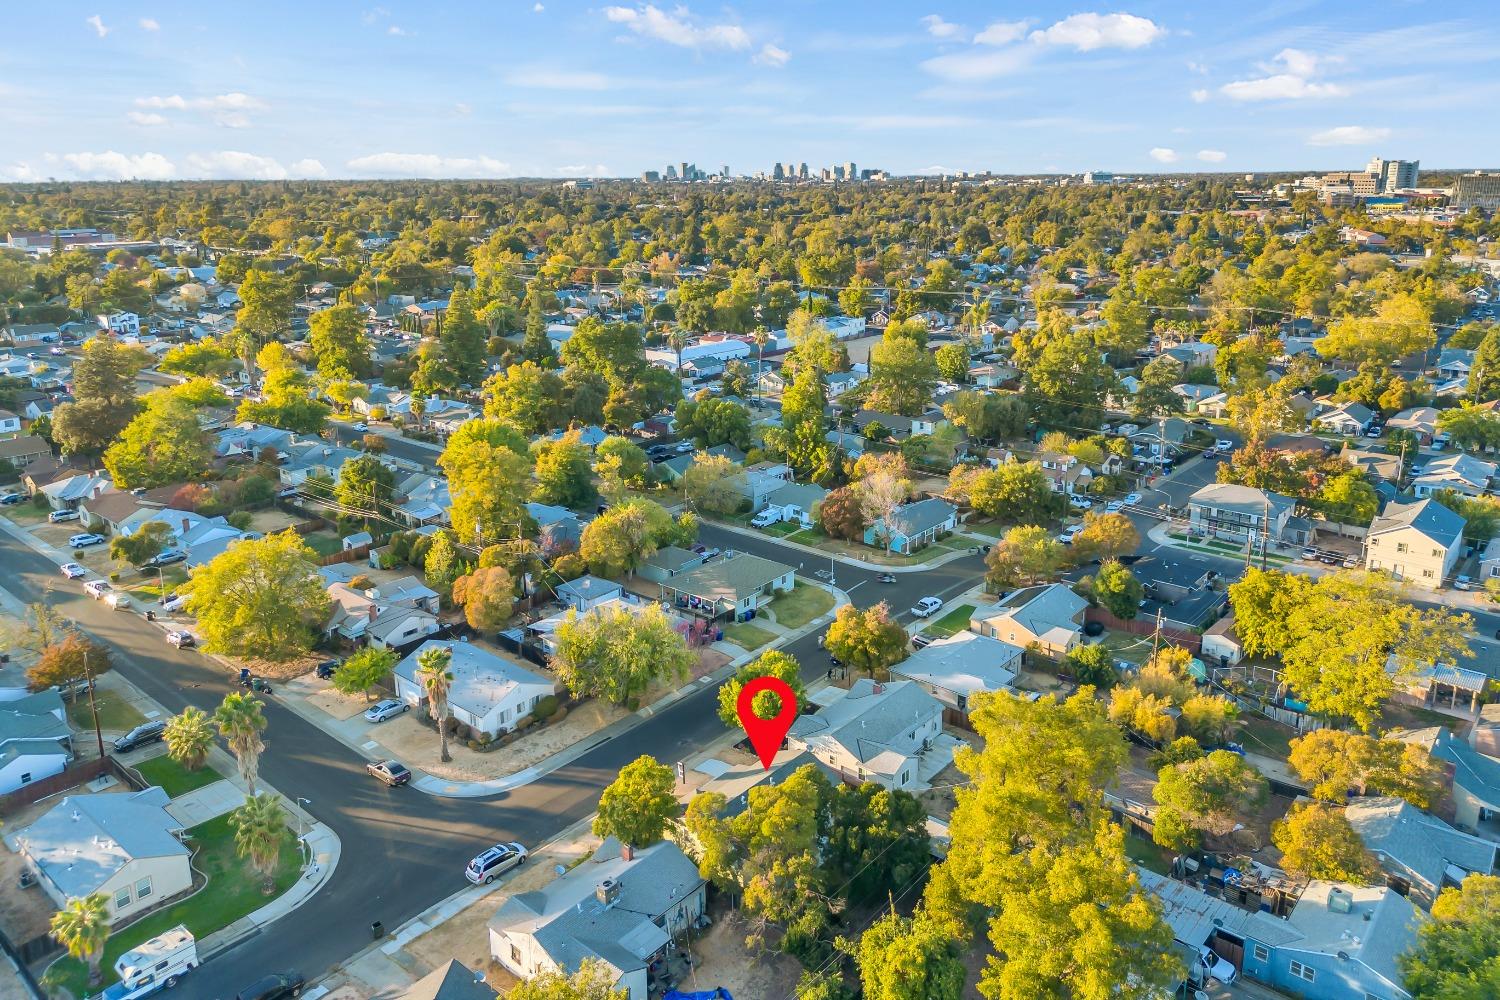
[1260, 498, 1270, 572]
[1149, 609, 1165, 665]
[83, 648, 105, 759]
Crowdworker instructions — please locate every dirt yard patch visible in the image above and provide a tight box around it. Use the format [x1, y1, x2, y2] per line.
[248, 508, 309, 535]
[680, 901, 805, 999]
[372, 698, 627, 783]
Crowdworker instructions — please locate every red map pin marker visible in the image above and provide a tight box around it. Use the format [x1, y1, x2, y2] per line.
[736, 676, 797, 771]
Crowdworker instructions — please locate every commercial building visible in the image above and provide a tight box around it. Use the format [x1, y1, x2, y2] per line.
[1454, 171, 1500, 212]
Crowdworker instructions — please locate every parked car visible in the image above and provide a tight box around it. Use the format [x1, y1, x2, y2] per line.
[104, 591, 132, 611]
[60, 562, 87, 579]
[48, 509, 80, 523]
[144, 549, 187, 568]
[1341, 554, 1360, 568]
[1455, 575, 1475, 591]
[1123, 492, 1143, 506]
[113, 720, 167, 753]
[315, 659, 339, 679]
[83, 580, 113, 599]
[700, 547, 721, 560]
[1057, 524, 1084, 545]
[1214, 438, 1234, 451]
[165, 630, 195, 648]
[364, 699, 408, 723]
[1195, 946, 1237, 986]
[909, 596, 943, 618]
[0, 492, 24, 505]
[1301, 547, 1318, 560]
[1105, 500, 1125, 513]
[68, 532, 105, 547]
[465, 842, 528, 884]
[750, 508, 785, 528]
[1067, 496, 1092, 511]
[367, 760, 411, 786]
[160, 592, 187, 612]
[234, 971, 306, 1000]
[674, 442, 695, 454]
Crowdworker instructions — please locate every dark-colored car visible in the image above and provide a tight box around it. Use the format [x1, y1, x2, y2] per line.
[316, 659, 339, 679]
[113, 720, 167, 753]
[367, 760, 411, 786]
[235, 972, 305, 1000]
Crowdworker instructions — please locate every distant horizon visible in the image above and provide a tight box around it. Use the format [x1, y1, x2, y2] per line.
[6, 3, 1500, 181]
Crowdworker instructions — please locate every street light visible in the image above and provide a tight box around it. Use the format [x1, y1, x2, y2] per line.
[295, 797, 313, 870]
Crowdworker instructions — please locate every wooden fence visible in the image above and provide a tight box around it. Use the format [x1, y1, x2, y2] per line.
[0, 755, 140, 813]
[1083, 607, 1202, 652]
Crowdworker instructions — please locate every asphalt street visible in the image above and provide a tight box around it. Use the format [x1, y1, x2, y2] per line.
[0, 521, 981, 996]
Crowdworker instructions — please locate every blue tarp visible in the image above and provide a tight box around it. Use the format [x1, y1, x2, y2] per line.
[664, 991, 734, 1000]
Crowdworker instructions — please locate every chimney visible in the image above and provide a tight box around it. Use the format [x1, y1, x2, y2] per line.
[368, 603, 379, 622]
[181, 518, 191, 533]
[621, 843, 634, 862]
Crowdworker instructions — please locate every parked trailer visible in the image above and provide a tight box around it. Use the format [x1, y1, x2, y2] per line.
[93, 925, 197, 1000]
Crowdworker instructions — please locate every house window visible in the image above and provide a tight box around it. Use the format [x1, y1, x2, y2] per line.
[19, 772, 30, 784]
[1396, 542, 1408, 553]
[510, 944, 522, 965]
[1432, 549, 1442, 558]
[135, 877, 152, 900]
[115, 886, 132, 909]
[1289, 961, 1316, 983]
[1252, 944, 1269, 963]
[1423, 569, 1435, 579]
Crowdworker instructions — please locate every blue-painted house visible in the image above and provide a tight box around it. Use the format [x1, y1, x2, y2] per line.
[863, 498, 958, 554]
[1139, 868, 1424, 1000]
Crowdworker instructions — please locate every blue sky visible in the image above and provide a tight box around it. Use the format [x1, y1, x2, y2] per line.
[3, 2, 1498, 180]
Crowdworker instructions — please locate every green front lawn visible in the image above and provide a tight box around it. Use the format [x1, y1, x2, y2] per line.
[301, 532, 342, 557]
[3, 502, 53, 524]
[66, 692, 148, 734]
[769, 583, 835, 629]
[722, 621, 777, 652]
[760, 520, 801, 537]
[921, 604, 977, 640]
[133, 755, 223, 798]
[46, 814, 301, 997]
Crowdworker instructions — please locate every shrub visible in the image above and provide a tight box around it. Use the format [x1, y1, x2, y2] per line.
[108, 571, 120, 582]
[227, 511, 253, 530]
[551, 704, 568, 723]
[533, 695, 561, 721]
[32, 493, 48, 509]
[348, 574, 373, 590]
[551, 553, 587, 581]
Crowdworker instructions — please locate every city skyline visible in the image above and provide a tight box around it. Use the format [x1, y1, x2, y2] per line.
[4, 3, 1500, 181]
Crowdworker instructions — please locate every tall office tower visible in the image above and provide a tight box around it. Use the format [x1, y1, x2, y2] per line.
[665, 164, 678, 179]
[1366, 157, 1420, 192]
[772, 162, 784, 180]
[798, 162, 808, 179]
[845, 161, 857, 182]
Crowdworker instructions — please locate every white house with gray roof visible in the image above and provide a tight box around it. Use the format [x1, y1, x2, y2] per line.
[488, 837, 705, 1000]
[787, 678, 944, 790]
[393, 641, 554, 741]
[0, 689, 71, 794]
[659, 553, 794, 622]
[1411, 453, 1496, 499]
[891, 631, 1022, 724]
[863, 498, 958, 554]
[1363, 498, 1465, 586]
[1345, 797, 1497, 909]
[16, 787, 192, 922]
[969, 583, 1088, 660]
[1187, 483, 1297, 545]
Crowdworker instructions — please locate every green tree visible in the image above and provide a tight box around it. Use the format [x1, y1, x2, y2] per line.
[1272, 803, 1380, 884]
[416, 644, 455, 763]
[1089, 559, 1145, 620]
[717, 650, 805, 728]
[483, 361, 564, 435]
[552, 604, 694, 705]
[772, 365, 836, 483]
[51, 337, 150, 455]
[228, 792, 289, 893]
[424, 530, 464, 602]
[1071, 511, 1141, 564]
[451, 565, 515, 631]
[520, 284, 558, 366]
[1317, 292, 1435, 365]
[109, 520, 173, 567]
[935, 342, 971, 383]
[1314, 471, 1380, 525]
[336, 453, 396, 526]
[213, 692, 268, 795]
[331, 647, 397, 703]
[50, 893, 111, 985]
[183, 530, 331, 662]
[308, 302, 370, 379]
[235, 268, 294, 375]
[676, 397, 752, 450]
[104, 392, 215, 488]
[867, 333, 940, 416]
[593, 755, 678, 847]
[1065, 643, 1119, 688]
[846, 908, 966, 1000]
[507, 960, 627, 1000]
[967, 463, 1056, 522]
[681, 454, 746, 516]
[1288, 729, 1446, 809]
[1151, 750, 1268, 850]
[825, 602, 908, 676]
[237, 341, 331, 434]
[1024, 330, 1117, 432]
[1132, 356, 1186, 419]
[163, 706, 215, 771]
[984, 525, 1066, 590]
[439, 419, 533, 546]
[578, 500, 681, 577]
[159, 336, 236, 378]
[531, 430, 596, 507]
[1400, 874, 1500, 1000]
[439, 285, 487, 384]
[593, 435, 648, 490]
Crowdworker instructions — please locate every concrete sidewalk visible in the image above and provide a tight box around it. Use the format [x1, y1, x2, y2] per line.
[165, 777, 245, 826]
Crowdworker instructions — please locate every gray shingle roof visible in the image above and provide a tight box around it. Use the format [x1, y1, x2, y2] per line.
[789, 679, 942, 772]
[397, 960, 495, 1000]
[1345, 796, 1498, 892]
[20, 787, 188, 898]
[0, 689, 69, 746]
[891, 631, 1022, 698]
[886, 498, 956, 538]
[1368, 498, 1465, 544]
[666, 553, 793, 603]
[972, 583, 1088, 641]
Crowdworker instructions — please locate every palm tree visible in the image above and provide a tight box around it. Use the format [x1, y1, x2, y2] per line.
[752, 326, 770, 405]
[213, 692, 267, 795]
[668, 327, 689, 375]
[163, 706, 215, 772]
[416, 645, 455, 763]
[228, 793, 288, 894]
[51, 892, 110, 985]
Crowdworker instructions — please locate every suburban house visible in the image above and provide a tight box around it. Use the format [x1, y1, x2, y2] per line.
[1201, 615, 1245, 667]
[392, 641, 555, 741]
[1363, 498, 1465, 587]
[1386, 407, 1440, 445]
[17, 787, 193, 922]
[397, 960, 495, 1000]
[279, 441, 362, 487]
[325, 579, 441, 650]
[0, 689, 72, 794]
[787, 679, 945, 790]
[759, 480, 827, 528]
[636, 545, 708, 585]
[0, 435, 49, 469]
[1397, 726, 1500, 834]
[890, 631, 1023, 726]
[1342, 447, 1405, 482]
[488, 837, 706, 1000]
[1344, 797, 1497, 909]
[1480, 536, 1500, 584]
[658, 553, 795, 622]
[863, 498, 958, 554]
[1037, 452, 1094, 495]
[556, 575, 626, 614]
[525, 502, 582, 552]
[1161, 342, 1217, 369]
[1411, 453, 1495, 498]
[1187, 483, 1297, 545]
[395, 475, 452, 527]
[1317, 402, 1376, 436]
[969, 584, 1088, 660]
[1138, 868, 1423, 1000]
[694, 751, 841, 819]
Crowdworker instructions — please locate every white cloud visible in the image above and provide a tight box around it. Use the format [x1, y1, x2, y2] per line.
[1149, 147, 1179, 163]
[533, 2, 544, 9]
[922, 15, 966, 41]
[974, 20, 1029, 46]
[1307, 125, 1391, 146]
[506, 67, 610, 90]
[604, 5, 750, 51]
[185, 151, 290, 180]
[135, 92, 269, 128]
[50, 151, 176, 180]
[556, 163, 610, 175]
[289, 158, 328, 178]
[1220, 48, 1348, 102]
[1029, 13, 1166, 51]
[86, 15, 109, 38]
[1190, 88, 1209, 103]
[1196, 149, 1228, 162]
[454, 102, 472, 116]
[139, 18, 160, 31]
[921, 46, 1033, 82]
[388, 25, 406, 36]
[345, 153, 512, 178]
[755, 44, 790, 67]
[127, 112, 167, 127]
[1186, 60, 1208, 74]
